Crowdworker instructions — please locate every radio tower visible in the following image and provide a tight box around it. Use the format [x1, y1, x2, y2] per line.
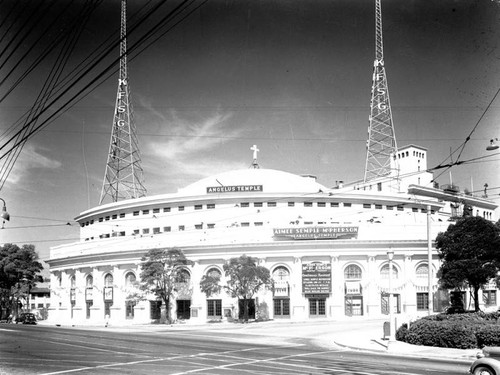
[364, 0, 398, 182]
[99, 0, 146, 205]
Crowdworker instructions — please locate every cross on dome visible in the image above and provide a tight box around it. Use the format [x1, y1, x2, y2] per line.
[251, 145, 260, 169]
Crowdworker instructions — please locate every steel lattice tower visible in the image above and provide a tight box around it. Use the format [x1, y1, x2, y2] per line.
[99, 0, 146, 205]
[364, 0, 398, 183]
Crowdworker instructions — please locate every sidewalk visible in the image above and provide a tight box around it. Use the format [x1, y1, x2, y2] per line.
[39, 317, 479, 362]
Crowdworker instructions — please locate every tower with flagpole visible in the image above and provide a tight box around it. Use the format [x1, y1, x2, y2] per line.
[99, 0, 146, 205]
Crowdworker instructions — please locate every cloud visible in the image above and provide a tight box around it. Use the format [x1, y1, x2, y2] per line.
[149, 110, 241, 161]
[3, 144, 62, 185]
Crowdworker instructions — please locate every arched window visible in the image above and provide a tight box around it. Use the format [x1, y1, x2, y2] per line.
[125, 272, 136, 287]
[380, 264, 399, 279]
[104, 273, 113, 287]
[207, 268, 222, 278]
[86, 275, 93, 287]
[416, 264, 429, 279]
[70, 276, 76, 288]
[176, 269, 191, 283]
[272, 266, 290, 282]
[344, 264, 362, 280]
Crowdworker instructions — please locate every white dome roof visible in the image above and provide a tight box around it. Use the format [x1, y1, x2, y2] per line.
[179, 168, 326, 196]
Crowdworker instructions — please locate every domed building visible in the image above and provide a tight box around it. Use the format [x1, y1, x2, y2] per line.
[47, 144, 497, 325]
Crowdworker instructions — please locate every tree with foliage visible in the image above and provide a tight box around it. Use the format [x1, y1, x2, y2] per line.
[0, 244, 44, 319]
[200, 255, 272, 322]
[139, 248, 193, 323]
[436, 217, 500, 312]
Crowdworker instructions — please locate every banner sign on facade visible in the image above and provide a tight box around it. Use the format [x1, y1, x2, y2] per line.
[206, 185, 263, 194]
[302, 262, 331, 294]
[104, 287, 113, 301]
[273, 226, 359, 240]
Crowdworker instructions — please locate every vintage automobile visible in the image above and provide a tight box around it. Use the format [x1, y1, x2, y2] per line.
[15, 313, 37, 325]
[470, 346, 500, 375]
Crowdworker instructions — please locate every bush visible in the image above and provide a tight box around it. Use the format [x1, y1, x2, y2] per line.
[477, 325, 500, 347]
[399, 311, 500, 349]
[401, 319, 477, 349]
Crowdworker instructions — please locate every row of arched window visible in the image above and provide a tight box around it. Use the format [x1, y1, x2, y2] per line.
[63, 263, 430, 291]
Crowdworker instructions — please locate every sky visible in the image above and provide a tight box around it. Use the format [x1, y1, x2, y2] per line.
[0, 0, 499, 268]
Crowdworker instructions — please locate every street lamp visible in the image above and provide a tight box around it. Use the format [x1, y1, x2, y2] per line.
[387, 250, 394, 340]
[0, 198, 9, 228]
[486, 138, 499, 151]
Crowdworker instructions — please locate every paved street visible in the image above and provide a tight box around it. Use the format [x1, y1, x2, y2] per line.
[0, 321, 472, 375]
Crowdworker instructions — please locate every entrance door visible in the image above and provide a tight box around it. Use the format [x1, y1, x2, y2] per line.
[238, 299, 255, 320]
[381, 293, 400, 314]
[309, 298, 326, 317]
[345, 296, 363, 316]
[176, 300, 191, 320]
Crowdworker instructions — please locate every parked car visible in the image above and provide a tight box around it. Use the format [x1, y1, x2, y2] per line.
[16, 313, 37, 325]
[470, 346, 500, 375]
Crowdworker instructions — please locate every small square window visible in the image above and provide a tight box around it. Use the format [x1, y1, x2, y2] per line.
[241, 222, 250, 227]
[397, 206, 404, 211]
[343, 203, 352, 207]
[178, 206, 184, 211]
[304, 202, 313, 207]
[375, 204, 382, 209]
[133, 229, 139, 235]
[288, 202, 295, 207]
[133, 211, 139, 216]
[241, 202, 249, 208]
[119, 231, 125, 236]
[143, 228, 150, 234]
[254, 222, 263, 226]
[143, 210, 149, 215]
[387, 206, 394, 210]
[119, 213, 125, 218]
[254, 202, 263, 207]
[363, 204, 371, 209]
[153, 227, 160, 234]
[195, 224, 203, 230]
[207, 204, 215, 209]
[317, 202, 326, 207]
[164, 207, 171, 213]
[412, 207, 418, 212]
[330, 202, 339, 208]
[207, 223, 215, 229]
[112, 214, 117, 219]
[164, 226, 171, 232]
[153, 208, 160, 214]
[105, 216, 110, 221]
[267, 202, 277, 207]
[178, 225, 185, 231]
[195, 205, 202, 210]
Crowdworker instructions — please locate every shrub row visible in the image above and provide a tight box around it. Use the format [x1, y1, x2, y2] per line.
[396, 311, 500, 349]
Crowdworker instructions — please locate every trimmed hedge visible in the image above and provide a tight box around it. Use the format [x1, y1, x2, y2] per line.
[396, 311, 500, 349]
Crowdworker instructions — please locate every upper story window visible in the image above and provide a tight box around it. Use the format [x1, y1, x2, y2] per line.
[164, 207, 171, 213]
[344, 264, 362, 280]
[343, 203, 352, 207]
[207, 204, 215, 209]
[112, 214, 117, 219]
[104, 273, 113, 287]
[119, 213, 125, 218]
[194, 205, 202, 210]
[133, 211, 139, 216]
[86, 275, 93, 287]
[267, 202, 277, 207]
[304, 202, 313, 207]
[317, 202, 326, 207]
[375, 204, 382, 209]
[288, 202, 295, 207]
[331, 202, 339, 208]
[241, 202, 250, 208]
[125, 272, 136, 287]
[363, 204, 371, 209]
[178, 206, 184, 211]
[143, 209, 149, 215]
[254, 202, 263, 207]
[153, 208, 160, 214]
[416, 264, 429, 279]
[380, 264, 399, 279]
[272, 266, 290, 282]
[176, 269, 191, 283]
